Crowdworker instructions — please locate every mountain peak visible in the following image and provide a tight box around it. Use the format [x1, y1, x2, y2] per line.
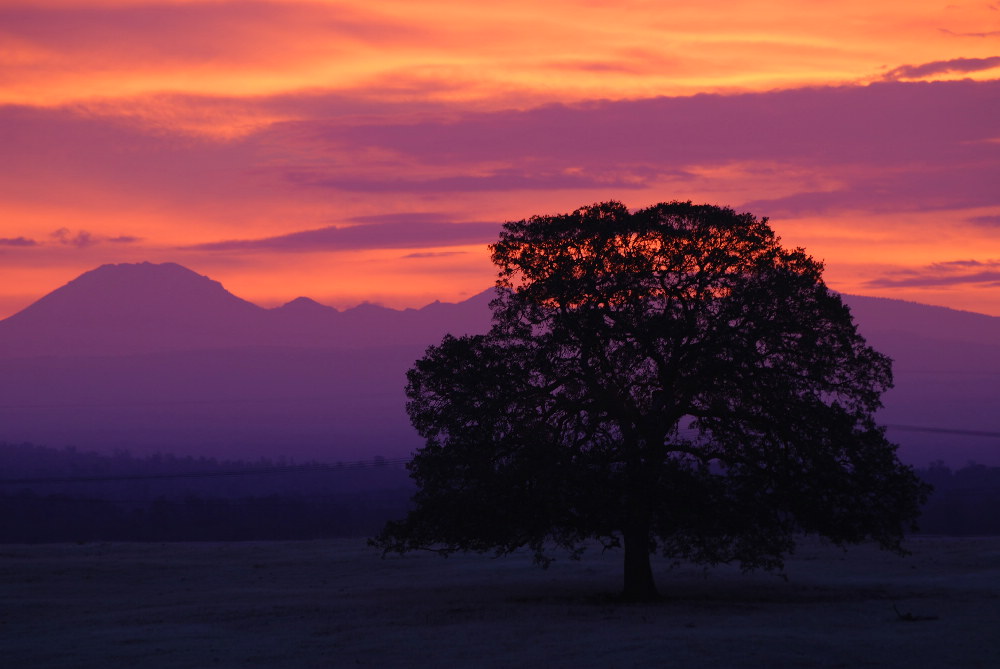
[76, 261, 238, 294]
[9, 261, 260, 322]
[0, 261, 265, 356]
[91, 261, 193, 275]
[0, 261, 495, 357]
[276, 296, 338, 313]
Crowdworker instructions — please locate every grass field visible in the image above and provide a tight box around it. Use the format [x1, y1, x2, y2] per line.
[2, 536, 999, 668]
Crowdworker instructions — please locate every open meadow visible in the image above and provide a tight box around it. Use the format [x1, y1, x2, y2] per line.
[2, 536, 999, 668]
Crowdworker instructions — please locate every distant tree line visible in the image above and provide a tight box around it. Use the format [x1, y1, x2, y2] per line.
[0, 442, 411, 499]
[0, 442, 413, 542]
[916, 461, 1000, 535]
[0, 442, 998, 542]
[0, 490, 412, 543]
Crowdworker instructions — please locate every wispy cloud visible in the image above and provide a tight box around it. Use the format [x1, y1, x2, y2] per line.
[740, 161, 1000, 216]
[294, 80, 995, 168]
[939, 28, 1000, 38]
[2, 78, 996, 227]
[402, 251, 468, 259]
[882, 56, 1000, 80]
[50, 228, 141, 248]
[284, 167, 654, 193]
[4, 79, 998, 243]
[187, 220, 501, 253]
[967, 214, 1000, 227]
[346, 213, 457, 225]
[0, 236, 37, 247]
[867, 260, 1000, 288]
[51, 228, 95, 248]
[0, 2, 429, 105]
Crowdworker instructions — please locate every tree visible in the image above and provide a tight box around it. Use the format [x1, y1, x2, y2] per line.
[372, 201, 930, 601]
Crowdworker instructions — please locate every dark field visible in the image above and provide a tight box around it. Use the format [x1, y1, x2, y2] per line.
[2, 536, 999, 668]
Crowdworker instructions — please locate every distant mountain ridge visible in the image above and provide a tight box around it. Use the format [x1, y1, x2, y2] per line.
[0, 262, 493, 358]
[0, 262, 996, 466]
[842, 294, 1000, 349]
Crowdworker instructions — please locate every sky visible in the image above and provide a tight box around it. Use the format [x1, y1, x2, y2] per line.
[1, 0, 999, 318]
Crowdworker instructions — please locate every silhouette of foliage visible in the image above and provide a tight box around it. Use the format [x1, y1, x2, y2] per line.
[373, 201, 931, 600]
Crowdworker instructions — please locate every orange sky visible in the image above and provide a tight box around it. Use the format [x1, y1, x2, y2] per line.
[2, 0, 999, 317]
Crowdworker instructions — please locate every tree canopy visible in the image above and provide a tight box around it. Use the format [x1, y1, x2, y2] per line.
[372, 201, 930, 600]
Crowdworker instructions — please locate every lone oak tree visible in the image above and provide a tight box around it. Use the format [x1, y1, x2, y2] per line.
[373, 201, 930, 601]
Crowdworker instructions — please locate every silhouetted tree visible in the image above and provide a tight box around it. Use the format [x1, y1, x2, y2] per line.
[373, 201, 930, 600]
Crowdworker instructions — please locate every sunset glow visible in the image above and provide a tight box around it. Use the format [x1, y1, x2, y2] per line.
[2, 0, 999, 316]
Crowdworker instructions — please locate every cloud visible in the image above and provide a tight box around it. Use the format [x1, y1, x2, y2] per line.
[51, 228, 95, 248]
[402, 251, 468, 259]
[546, 59, 651, 75]
[0, 236, 37, 247]
[49, 228, 141, 248]
[273, 79, 998, 214]
[290, 80, 997, 169]
[0, 2, 427, 74]
[347, 212, 458, 225]
[866, 260, 1000, 288]
[284, 167, 656, 193]
[967, 214, 1000, 227]
[3, 78, 998, 243]
[882, 56, 1000, 80]
[939, 28, 1000, 38]
[740, 161, 1000, 216]
[187, 220, 502, 253]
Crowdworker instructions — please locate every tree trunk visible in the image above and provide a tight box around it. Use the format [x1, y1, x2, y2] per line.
[622, 521, 659, 601]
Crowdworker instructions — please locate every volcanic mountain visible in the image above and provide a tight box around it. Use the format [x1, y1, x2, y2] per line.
[0, 263, 492, 461]
[0, 262, 492, 357]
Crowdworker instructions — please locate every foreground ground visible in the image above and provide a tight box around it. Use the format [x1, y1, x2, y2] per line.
[1, 536, 998, 668]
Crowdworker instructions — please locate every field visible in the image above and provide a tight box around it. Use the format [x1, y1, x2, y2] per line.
[2, 536, 999, 668]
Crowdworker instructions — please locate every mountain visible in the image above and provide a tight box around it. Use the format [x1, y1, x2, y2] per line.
[0, 263, 996, 465]
[840, 294, 1000, 467]
[0, 262, 493, 461]
[0, 262, 493, 357]
[842, 294, 1000, 350]
[0, 262, 265, 357]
